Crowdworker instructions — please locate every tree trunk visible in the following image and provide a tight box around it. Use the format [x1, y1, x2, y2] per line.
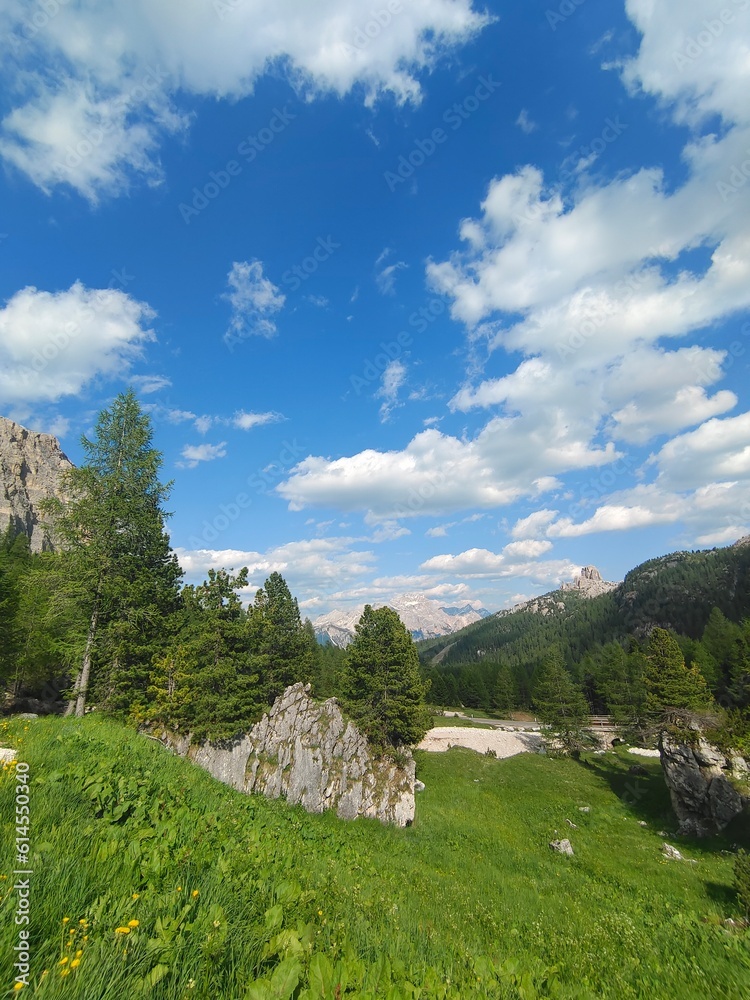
[74, 601, 99, 717]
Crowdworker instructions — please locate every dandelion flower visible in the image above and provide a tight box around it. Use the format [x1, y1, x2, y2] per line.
[13, 984, 25, 991]
[62, 917, 70, 924]
[132, 893, 140, 900]
[176, 886, 182, 892]
[191, 890, 199, 898]
[79, 918, 88, 925]
[75, 951, 83, 958]
[318, 910, 323, 916]
[70, 959, 81, 969]
[60, 969, 70, 978]
[58, 957, 68, 966]
[128, 919, 139, 928]
[114, 926, 131, 935]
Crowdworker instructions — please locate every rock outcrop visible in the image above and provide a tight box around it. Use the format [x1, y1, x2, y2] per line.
[0, 416, 72, 551]
[659, 732, 749, 837]
[560, 565, 618, 598]
[161, 683, 415, 827]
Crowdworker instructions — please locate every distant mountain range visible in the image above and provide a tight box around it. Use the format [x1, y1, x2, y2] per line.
[418, 538, 750, 671]
[313, 592, 490, 647]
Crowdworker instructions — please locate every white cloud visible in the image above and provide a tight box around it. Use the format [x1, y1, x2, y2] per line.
[232, 410, 283, 431]
[375, 359, 407, 421]
[0, 281, 155, 405]
[131, 374, 172, 394]
[515, 108, 537, 134]
[502, 539, 553, 559]
[0, 0, 490, 199]
[376, 261, 408, 295]
[223, 260, 285, 344]
[654, 412, 750, 490]
[511, 509, 559, 539]
[179, 441, 227, 468]
[421, 547, 579, 583]
[175, 537, 376, 593]
[278, 420, 618, 521]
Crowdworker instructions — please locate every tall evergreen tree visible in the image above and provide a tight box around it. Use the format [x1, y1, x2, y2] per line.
[533, 650, 592, 758]
[248, 571, 318, 706]
[343, 605, 430, 752]
[644, 627, 713, 721]
[41, 390, 182, 716]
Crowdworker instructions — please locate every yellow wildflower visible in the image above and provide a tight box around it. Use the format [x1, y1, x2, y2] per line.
[75, 950, 83, 958]
[132, 892, 140, 900]
[58, 957, 68, 966]
[114, 926, 130, 935]
[128, 919, 139, 928]
[13, 984, 25, 991]
[62, 917, 70, 924]
[191, 890, 199, 898]
[176, 886, 182, 892]
[60, 969, 70, 978]
[70, 959, 81, 969]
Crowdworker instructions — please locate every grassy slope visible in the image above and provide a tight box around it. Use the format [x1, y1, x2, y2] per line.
[1, 715, 750, 999]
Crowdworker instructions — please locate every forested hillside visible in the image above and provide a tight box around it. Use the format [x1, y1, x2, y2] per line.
[420, 540, 750, 722]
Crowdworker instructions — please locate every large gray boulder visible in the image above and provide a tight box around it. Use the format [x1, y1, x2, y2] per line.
[161, 683, 415, 826]
[659, 732, 748, 837]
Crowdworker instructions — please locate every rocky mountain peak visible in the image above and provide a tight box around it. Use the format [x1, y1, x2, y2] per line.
[0, 415, 73, 552]
[560, 564, 617, 598]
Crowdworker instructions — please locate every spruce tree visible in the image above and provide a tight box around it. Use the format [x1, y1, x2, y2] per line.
[41, 390, 182, 716]
[644, 627, 712, 721]
[533, 650, 592, 758]
[343, 605, 430, 752]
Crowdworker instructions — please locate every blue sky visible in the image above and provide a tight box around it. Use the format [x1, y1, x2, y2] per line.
[1, 0, 749, 618]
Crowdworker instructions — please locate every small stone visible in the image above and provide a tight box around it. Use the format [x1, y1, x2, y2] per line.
[577, 806, 590, 813]
[565, 818, 578, 829]
[662, 843, 684, 860]
[415, 780, 425, 792]
[638, 821, 648, 827]
[550, 839, 574, 856]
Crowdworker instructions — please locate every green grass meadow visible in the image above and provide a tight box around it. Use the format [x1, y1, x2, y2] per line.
[2, 715, 750, 999]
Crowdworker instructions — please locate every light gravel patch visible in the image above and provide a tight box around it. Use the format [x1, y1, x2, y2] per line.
[627, 747, 661, 757]
[418, 726, 543, 758]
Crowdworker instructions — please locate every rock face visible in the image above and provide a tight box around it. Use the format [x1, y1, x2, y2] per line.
[560, 565, 618, 598]
[659, 732, 749, 837]
[0, 415, 72, 551]
[163, 683, 415, 826]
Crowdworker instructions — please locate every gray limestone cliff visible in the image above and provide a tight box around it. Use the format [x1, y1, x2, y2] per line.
[159, 683, 416, 826]
[659, 731, 749, 837]
[0, 415, 72, 551]
[560, 565, 618, 598]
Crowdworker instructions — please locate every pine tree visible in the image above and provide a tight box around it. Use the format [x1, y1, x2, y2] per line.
[248, 571, 318, 706]
[343, 605, 430, 752]
[41, 390, 182, 716]
[644, 627, 713, 721]
[533, 650, 592, 758]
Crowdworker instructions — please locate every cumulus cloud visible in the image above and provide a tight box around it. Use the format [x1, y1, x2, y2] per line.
[0, 281, 155, 405]
[421, 547, 579, 583]
[0, 0, 490, 199]
[223, 260, 286, 344]
[178, 441, 227, 468]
